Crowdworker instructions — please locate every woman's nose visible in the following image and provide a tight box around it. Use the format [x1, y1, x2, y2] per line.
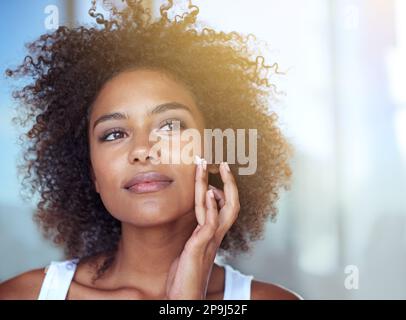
[128, 131, 159, 164]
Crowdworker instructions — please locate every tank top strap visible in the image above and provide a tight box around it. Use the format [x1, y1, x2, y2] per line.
[38, 259, 79, 300]
[222, 264, 254, 300]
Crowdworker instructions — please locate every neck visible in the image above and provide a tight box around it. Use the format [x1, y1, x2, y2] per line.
[105, 210, 199, 297]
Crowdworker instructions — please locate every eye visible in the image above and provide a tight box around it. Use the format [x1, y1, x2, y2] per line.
[159, 119, 186, 131]
[100, 128, 127, 142]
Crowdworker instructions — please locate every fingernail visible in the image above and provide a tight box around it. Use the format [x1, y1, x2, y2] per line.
[208, 185, 216, 190]
[194, 155, 203, 165]
[202, 159, 207, 171]
[222, 162, 230, 172]
[208, 189, 214, 198]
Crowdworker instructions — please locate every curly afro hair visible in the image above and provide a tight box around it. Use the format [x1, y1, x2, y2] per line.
[6, 0, 292, 279]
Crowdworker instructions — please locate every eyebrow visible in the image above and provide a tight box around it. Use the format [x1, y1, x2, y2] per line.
[92, 102, 193, 131]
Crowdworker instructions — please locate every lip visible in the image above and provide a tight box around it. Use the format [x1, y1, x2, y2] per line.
[124, 171, 173, 194]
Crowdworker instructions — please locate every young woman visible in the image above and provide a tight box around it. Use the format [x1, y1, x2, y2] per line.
[0, 0, 301, 300]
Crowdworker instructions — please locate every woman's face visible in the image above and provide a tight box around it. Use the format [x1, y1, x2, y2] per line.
[88, 68, 205, 226]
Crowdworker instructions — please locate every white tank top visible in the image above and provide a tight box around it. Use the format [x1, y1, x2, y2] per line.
[37, 259, 254, 300]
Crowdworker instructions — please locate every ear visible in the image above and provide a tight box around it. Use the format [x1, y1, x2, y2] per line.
[90, 166, 100, 193]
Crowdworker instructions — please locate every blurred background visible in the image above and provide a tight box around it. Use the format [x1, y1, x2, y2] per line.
[1, 0, 405, 299]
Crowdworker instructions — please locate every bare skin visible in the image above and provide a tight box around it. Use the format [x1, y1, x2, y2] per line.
[0, 266, 300, 300]
[0, 69, 300, 300]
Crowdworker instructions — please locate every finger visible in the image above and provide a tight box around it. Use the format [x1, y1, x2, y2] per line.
[208, 185, 226, 209]
[218, 162, 240, 231]
[205, 189, 219, 230]
[189, 189, 219, 252]
[195, 158, 209, 226]
[197, 189, 220, 247]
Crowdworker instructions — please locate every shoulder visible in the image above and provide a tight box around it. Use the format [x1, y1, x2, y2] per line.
[0, 267, 46, 300]
[251, 279, 302, 300]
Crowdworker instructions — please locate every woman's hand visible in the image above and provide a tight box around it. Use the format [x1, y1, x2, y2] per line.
[165, 160, 240, 300]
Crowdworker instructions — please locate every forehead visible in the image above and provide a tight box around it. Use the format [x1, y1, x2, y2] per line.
[89, 69, 202, 122]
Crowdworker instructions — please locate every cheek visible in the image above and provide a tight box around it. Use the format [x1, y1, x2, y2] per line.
[91, 148, 124, 194]
[157, 134, 202, 165]
[173, 164, 196, 206]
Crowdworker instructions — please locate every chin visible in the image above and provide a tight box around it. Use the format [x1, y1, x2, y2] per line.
[116, 203, 180, 225]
